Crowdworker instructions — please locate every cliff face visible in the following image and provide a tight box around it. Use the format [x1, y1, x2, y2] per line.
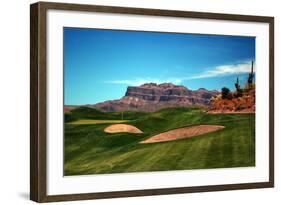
[90, 83, 219, 112]
[125, 83, 192, 102]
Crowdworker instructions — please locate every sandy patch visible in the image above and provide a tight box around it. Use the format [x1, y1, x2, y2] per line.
[104, 124, 143, 134]
[140, 125, 225, 144]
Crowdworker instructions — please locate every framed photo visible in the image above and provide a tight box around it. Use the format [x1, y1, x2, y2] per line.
[30, 2, 274, 202]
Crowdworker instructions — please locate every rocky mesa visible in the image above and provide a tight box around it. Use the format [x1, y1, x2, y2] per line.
[88, 83, 219, 112]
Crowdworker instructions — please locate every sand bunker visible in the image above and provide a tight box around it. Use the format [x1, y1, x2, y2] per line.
[104, 124, 143, 134]
[140, 125, 225, 144]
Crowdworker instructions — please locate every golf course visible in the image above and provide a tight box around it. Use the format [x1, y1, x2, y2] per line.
[64, 106, 255, 176]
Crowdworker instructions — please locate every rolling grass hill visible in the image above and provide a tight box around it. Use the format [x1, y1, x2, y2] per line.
[64, 107, 255, 175]
[65, 106, 149, 122]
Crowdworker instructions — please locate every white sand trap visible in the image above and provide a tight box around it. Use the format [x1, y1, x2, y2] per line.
[140, 125, 225, 144]
[104, 124, 143, 134]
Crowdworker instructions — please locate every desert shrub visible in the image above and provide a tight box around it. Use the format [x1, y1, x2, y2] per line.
[221, 87, 230, 99]
[244, 83, 256, 92]
[211, 94, 222, 102]
[216, 94, 222, 100]
[235, 88, 243, 98]
[226, 92, 234, 100]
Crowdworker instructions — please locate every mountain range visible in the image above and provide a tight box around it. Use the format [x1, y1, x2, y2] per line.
[65, 83, 219, 112]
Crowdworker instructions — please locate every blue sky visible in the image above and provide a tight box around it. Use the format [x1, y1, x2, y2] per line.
[64, 27, 255, 105]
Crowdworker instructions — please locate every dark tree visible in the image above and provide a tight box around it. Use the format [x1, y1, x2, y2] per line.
[234, 77, 243, 97]
[221, 87, 230, 99]
[235, 77, 240, 91]
[248, 61, 254, 85]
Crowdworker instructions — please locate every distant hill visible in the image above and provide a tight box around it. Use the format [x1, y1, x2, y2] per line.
[83, 83, 219, 112]
[64, 105, 79, 112]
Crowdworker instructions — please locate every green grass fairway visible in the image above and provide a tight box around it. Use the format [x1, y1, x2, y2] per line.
[64, 107, 255, 175]
[68, 119, 129, 125]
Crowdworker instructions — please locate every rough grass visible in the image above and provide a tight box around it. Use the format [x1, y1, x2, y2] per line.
[64, 107, 255, 175]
